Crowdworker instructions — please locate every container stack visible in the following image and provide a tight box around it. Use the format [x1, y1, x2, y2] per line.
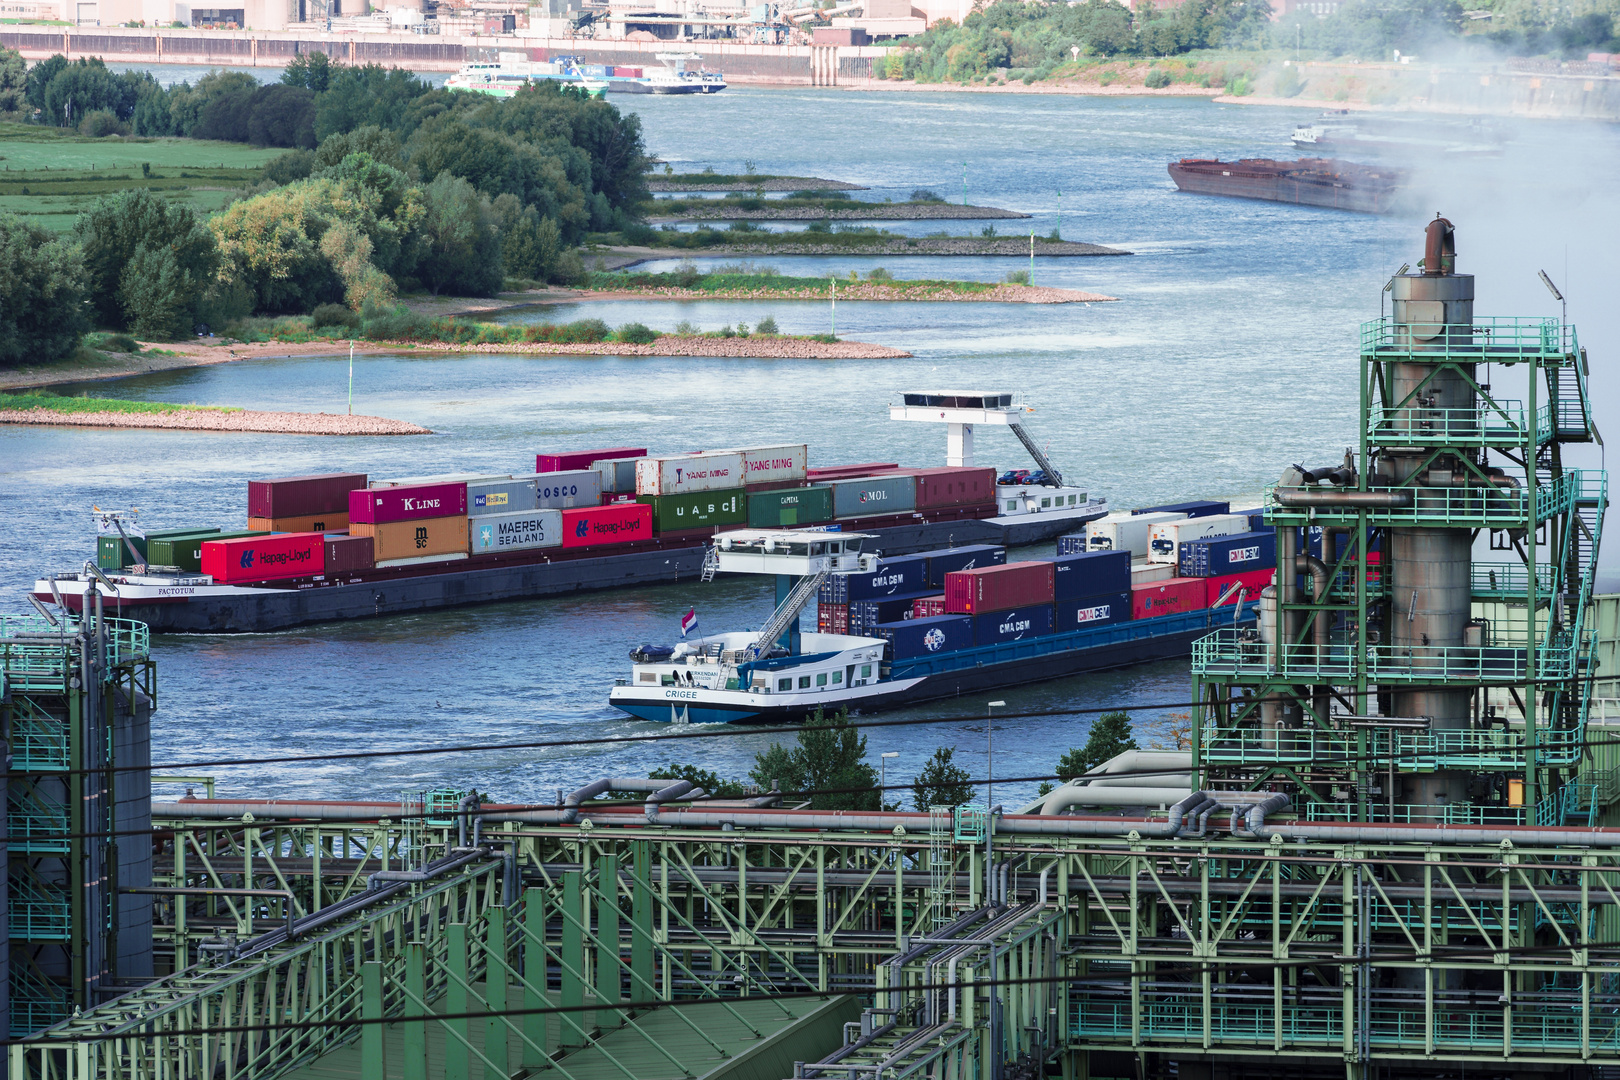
[349, 481, 470, 567]
[248, 472, 365, 533]
[467, 475, 568, 557]
[817, 546, 1006, 638]
[201, 532, 326, 584]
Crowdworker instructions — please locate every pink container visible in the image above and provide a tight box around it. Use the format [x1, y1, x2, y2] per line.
[348, 482, 468, 525]
[561, 503, 652, 548]
[944, 561, 1054, 615]
[1131, 577, 1208, 620]
[537, 448, 647, 474]
[202, 533, 325, 584]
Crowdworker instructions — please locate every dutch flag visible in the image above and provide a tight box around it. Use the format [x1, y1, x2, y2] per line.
[680, 608, 699, 638]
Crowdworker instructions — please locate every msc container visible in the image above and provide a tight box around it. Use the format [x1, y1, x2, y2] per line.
[635, 452, 744, 497]
[945, 561, 1054, 615]
[1084, 511, 1187, 556]
[638, 490, 746, 532]
[839, 555, 930, 603]
[248, 473, 367, 519]
[1055, 592, 1131, 632]
[747, 486, 834, 528]
[151, 530, 267, 573]
[876, 614, 974, 659]
[1179, 529, 1276, 577]
[201, 532, 325, 584]
[596, 457, 642, 494]
[468, 477, 540, 516]
[248, 512, 348, 534]
[561, 502, 652, 548]
[849, 595, 923, 634]
[806, 463, 899, 483]
[1147, 514, 1253, 566]
[1131, 577, 1208, 620]
[923, 544, 1007, 587]
[713, 444, 807, 487]
[533, 470, 602, 509]
[351, 515, 470, 563]
[538, 448, 646, 474]
[912, 594, 948, 618]
[906, 466, 997, 509]
[817, 603, 849, 634]
[349, 482, 468, 525]
[1132, 500, 1229, 518]
[827, 474, 916, 519]
[469, 508, 564, 554]
[972, 604, 1054, 646]
[1206, 568, 1273, 608]
[1047, 550, 1131, 600]
[324, 534, 374, 574]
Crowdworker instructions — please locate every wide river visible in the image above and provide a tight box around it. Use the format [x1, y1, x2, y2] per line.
[2, 85, 1614, 810]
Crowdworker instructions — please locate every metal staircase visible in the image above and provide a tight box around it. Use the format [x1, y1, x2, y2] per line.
[700, 543, 720, 582]
[743, 570, 827, 661]
[1007, 423, 1063, 487]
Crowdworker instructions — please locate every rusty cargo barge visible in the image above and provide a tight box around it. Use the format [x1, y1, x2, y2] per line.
[1168, 157, 1405, 214]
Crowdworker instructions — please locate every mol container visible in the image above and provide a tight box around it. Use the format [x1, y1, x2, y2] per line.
[1132, 500, 1228, 519]
[635, 452, 743, 497]
[533, 470, 601, 510]
[1056, 592, 1131, 632]
[150, 530, 265, 573]
[324, 534, 374, 574]
[826, 474, 916, 519]
[1131, 577, 1207, 620]
[1206, 568, 1273, 608]
[350, 483, 468, 525]
[469, 478, 540, 517]
[201, 532, 325, 584]
[248, 473, 366, 519]
[1047, 550, 1130, 600]
[1147, 514, 1253, 566]
[876, 614, 973, 659]
[946, 561, 1054, 615]
[561, 502, 652, 548]
[972, 604, 1054, 646]
[907, 467, 997, 510]
[352, 516, 469, 565]
[923, 544, 1006, 587]
[249, 512, 348, 534]
[912, 594, 948, 618]
[638, 490, 746, 532]
[596, 458, 642, 495]
[537, 448, 646, 474]
[470, 509, 564, 554]
[1179, 529, 1276, 577]
[716, 444, 807, 487]
[1083, 511, 1187, 556]
[747, 486, 834, 528]
[849, 595, 923, 634]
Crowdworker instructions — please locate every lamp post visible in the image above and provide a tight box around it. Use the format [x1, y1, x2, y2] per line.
[880, 751, 899, 806]
[987, 701, 1006, 809]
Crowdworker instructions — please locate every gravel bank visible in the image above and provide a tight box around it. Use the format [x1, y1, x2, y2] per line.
[570, 285, 1116, 304]
[421, 336, 911, 359]
[654, 203, 1032, 222]
[648, 177, 867, 192]
[635, 238, 1129, 258]
[0, 408, 432, 435]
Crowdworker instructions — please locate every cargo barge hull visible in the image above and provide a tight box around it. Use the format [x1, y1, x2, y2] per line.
[1167, 157, 1403, 214]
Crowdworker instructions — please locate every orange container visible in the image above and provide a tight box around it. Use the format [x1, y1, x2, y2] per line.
[350, 515, 469, 563]
[249, 512, 348, 534]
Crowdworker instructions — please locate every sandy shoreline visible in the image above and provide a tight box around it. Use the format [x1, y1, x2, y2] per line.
[567, 283, 1117, 304]
[0, 407, 433, 435]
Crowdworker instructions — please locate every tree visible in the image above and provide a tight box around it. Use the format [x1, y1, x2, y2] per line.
[246, 84, 317, 149]
[648, 764, 747, 800]
[189, 79, 256, 141]
[912, 747, 974, 812]
[0, 214, 88, 368]
[0, 46, 26, 113]
[282, 50, 332, 93]
[313, 123, 404, 171]
[1055, 711, 1138, 782]
[415, 171, 503, 297]
[24, 53, 68, 113]
[74, 191, 219, 336]
[42, 58, 128, 128]
[749, 709, 879, 811]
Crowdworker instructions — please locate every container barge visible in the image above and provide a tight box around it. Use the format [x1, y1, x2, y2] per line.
[1167, 157, 1404, 214]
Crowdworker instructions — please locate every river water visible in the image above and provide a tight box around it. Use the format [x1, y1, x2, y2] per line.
[2, 85, 1614, 809]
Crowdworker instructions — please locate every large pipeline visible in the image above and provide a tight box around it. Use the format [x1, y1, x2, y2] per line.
[1274, 490, 1413, 508]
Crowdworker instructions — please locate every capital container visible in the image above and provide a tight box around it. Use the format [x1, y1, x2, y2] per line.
[827, 474, 916, 519]
[972, 603, 1054, 646]
[638, 490, 746, 532]
[1083, 511, 1187, 557]
[202, 532, 325, 584]
[349, 482, 468, 525]
[911, 594, 948, 618]
[469, 508, 564, 554]
[352, 515, 469, 564]
[533, 470, 601, 509]
[806, 463, 899, 483]
[905, 466, 997, 510]
[837, 555, 930, 603]
[1131, 577, 1207, 620]
[849, 595, 924, 633]
[747, 486, 834, 528]
[248, 512, 348, 534]
[636, 452, 744, 497]
[596, 458, 642, 494]
[1056, 592, 1131, 632]
[712, 444, 807, 487]
[561, 502, 652, 548]
[151, 530, 267, 573]
[817, 603, 849, 634]
[1206, 568, 1273, 608]
[1132, 500, 1228, 519]
[922, 544, 1006, 587]
[1046, 549, 1131, 599]
[945, 561, 1054, 614]
[1179, 529, 1276, 577]
[248, 473, 366, 519]
[538, 447, 646, 473]
[324, 534, 374, 574]
[469, 477, 540, 516]
[1147, 514, 1253, 566]
[877, 614, 973, 659]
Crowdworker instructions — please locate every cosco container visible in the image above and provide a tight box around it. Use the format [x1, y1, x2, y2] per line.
[923, 545, 1006, 587]
[848, 595, 923, 633]
[151, 530, 266, 573]
[1046, 549, 1131, 599]
[1179, 529, 1276, 577]
[747, 486, 834, 528]
[248, 473, 366, 519]
[1083, 511, 1187, 556]
[349, 482, 468, 525]
[201, 532, 325, 584]
[945, 561, 1054, 614]
[537, 447, 646, 474]
[635, 452, 744, 497]
[1055, 592, 1131, 632]
[352, 515, 470, 564]
[638, 490, 746, 532]
[911, 594, 948, 618]
[834, 555, 930, 603]
[561, 503, 652, 548]
[1131, 577, 1207, 620]
[826, 474, 916, 518]
[533, 470, 602, 509]
[248, 512, 348, 534]
[1146, 514, 1252, 566]
[324, 534, 374, 574]
[805, 463, 899, 483]
[712, 444, 807, 487]
[972, 604, 1054, 646]
[469, 509, 564, 554]
[1132, 500, 1229, 518]
[906, 466, 997, 510]
[596, 458, 642, 494]
[876, 614, 973, 659]
[1205, 568, 1273, 609]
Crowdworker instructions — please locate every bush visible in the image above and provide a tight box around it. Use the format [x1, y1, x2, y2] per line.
[1274, 65, 1303, 98]
[547, 318, 609, 343]
[79, 109, 129, 137]
[673, 260, 703, 288]
[620, 222, 660, 246]
[754, 315, 779, 335]
[1226, 73, 1253, 96]
[0, 214, 88, 368]
[311, 302, 359, 330]
[85, 331, 139, 353]
[866, 267, 893, 281]
[980, 224, 998, 238]
[1003, 268, 1031, 284]
[1144, 66, 1171, 89]
[262, 149, 316, 185]
[359, 304, 433, 341]
[673, 320, 698, 335]
[910, 188, 944, 203]
[615, 322, 657, 344]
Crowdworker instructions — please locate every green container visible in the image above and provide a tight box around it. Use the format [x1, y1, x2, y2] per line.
[97, 534, 146, 569]
[746, 485, 834, 528]
[144, 529, 228, 570]
[639, 490, 746, 532]
[158, 530, 268, 573]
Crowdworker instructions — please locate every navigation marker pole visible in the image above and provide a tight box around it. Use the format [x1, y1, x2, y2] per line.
[830, 276, 836, 337]
[1029, 231, 1035, 285]
[962, 162, 968, 206]
[348, 340, 355, 415]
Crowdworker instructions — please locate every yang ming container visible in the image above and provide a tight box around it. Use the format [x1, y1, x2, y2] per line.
[349, 482, 468, 525]
[1132, 500, 1228, 519]
[201, 532, 325, 584]
[635, 452, 744, 497]
[248, 473, 366, 519]
[945, 561, 1054, 614]
[561, 503, 652, 548]
[469, 509, 564, 554]
[747, 486, 833, 528]
[468, 477, 541, 516]
[1055, 592, 1130, 632]
[827, 474, 916, 519]
[352, 516, 469, 565]
[1047, 550, 1130, 599]
[538, 447, 646, 473]
[534, 470, 602, 509]
[876, 614, 973, 659]
[714, 444, 807, 487]
[923, 544, 1006, 587]
[638, 490, 746, 532]
[972, 604, 1054, 646]
[1178, 529, 1276, 577]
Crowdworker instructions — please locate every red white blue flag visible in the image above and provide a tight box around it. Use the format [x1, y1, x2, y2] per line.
[680, 608, 698, 638]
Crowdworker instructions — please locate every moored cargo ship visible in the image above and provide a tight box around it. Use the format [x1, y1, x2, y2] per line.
[1167, 157, 1404, 214]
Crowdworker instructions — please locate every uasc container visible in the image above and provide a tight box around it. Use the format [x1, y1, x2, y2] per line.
[349, 482, 469, 525]
[537, 447, 646, 474]
[1047, 550, 1131, 600]
[1179, 529, 1276, 577]
[945, 561, 1054, 614]
[468, 477, 541, 516]
[827, 474, 916, 519]
[876, 614, 973, 659]
[324, 534, 374, 574]
[1131, 577, 1208, 620]
[972, 603, 1054, 646]
[639, 490, 746, 531]
[201, 532, 325, 584]
[469, 509, 564, 554]
[922, 544, 1006, 586]
[248, 512, 349, 534]
[561, 503, 652, 548]
[747, 486, 834, 528]
[636, 452, 744, 497]
[248, 473, 366, 519]
[1055, 592, 1131, 632]
[351, 515, 470, 565]
[534, 470, 602, 509]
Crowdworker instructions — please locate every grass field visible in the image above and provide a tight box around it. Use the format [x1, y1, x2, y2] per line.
[0, 391, 241, 415]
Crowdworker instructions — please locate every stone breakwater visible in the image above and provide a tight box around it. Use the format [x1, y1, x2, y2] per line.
[0, 408, 432, 435]
[577, 285, 1117, 304]
[655, 203, 1033, 222]
[648, 178, 867, 192]
[429, 336, 913, 359]
[651, 238, 1129, 258]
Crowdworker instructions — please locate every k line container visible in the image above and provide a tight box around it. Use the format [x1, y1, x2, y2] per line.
[1055, 592, 1131, 632]
[324, 534, 374, 574]
[469, 509, 564, 554]
[596, 458, 642, 494]
[876, 614, 974, 659]
[537, 448, 646, 474]
[201, 532, 325, 584]
[248, 512, 348, 534]
[635, 452, 744, 497]
[922, 544, 1006, 587]
[827, 474, 916, 518]
[838, 555, 930, 603]
[1132, 500, 1229, 519]
[349, 482, 469, 525]
[1146, 514, 1253, 566]
[1083, 511, 1187, 556]
[911, 594, 948, 618]
[848, 595, 924, 633]
[468, 478, 541, 516]
[747, 486, 834, 528]
[151, 530, 267, 573]
[945, 561, 1054, 614]
[561, 503, 652, 548]
[972, 604, 1054, 646]
[1206, 568, 1274, 608]
[1047, 550, 1131, 599]
[351, 515, 470, 563]
[638, 490, 746, 532]
[248, 473, 367, 519]
[805, 463, 899, 483]
[1178, 529, 1276, 577]
[534, 470, 602, 509]
[1131, 577, 1208, 620]
[714, 444, 807, 487]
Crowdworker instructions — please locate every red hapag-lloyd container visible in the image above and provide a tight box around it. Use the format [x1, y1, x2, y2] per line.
[561, 502, 652, 548]
[537, 448, 647, 474]
[349, 482, 468, 525]
[1132, 577, 1208, 620]
[248, 473, 367, 518]
[805, 463, 900, 483]
[201, 533, 325, 584]
[1205, 568, 1273, 608]
[944, 561, 1054, 615]
[912, 594, 948, 618]
[900, 466, 998, 509]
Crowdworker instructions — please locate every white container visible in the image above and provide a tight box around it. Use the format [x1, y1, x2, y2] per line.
[713, 444, 808, 486]
[533, 470, 602, 509]
[1131, 561, 1175, 585]
[635, 452, 744, 497]
[1147, 514, 1252, 565]
[372, 473, 511, 488]
[1086, 511, 1187, 557]
[469, 509, 564, 554]
[595, 457, 642, 494]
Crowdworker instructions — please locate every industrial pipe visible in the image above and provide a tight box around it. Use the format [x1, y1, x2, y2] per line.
[1274, 490, 1413, 508]
[1036, 786, 1194, 813]
[643, 779, 707, 823]
[1235, 793, 1292, 836]
[1423, 216, 1455, 276]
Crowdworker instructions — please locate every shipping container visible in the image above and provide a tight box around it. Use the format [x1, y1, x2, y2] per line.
[150, 530, 266, 573]
[537, 448, 646, 474]
[848, 595, 924, 633]
[746, 485, 834, 528]
[561, 503, 652, 548]
[103, 526, 211, 569]
[1179, 529, 1277, 577]
[1132, 561, 1176, 586]
[324, 534, 374, 574]
[349, 482, 468, 525]
[248, 473, 367, 519]
[372, 473, 509, 488]
[1238, 508, 1266, 530]
[922, 544, 1007, 587]
[469, 509, 564, 554]
[805, 463, 899, 483]
[1131, 577, 1208, 620]
[201, 532, 325, 584]
[839, 555, 930, 603]
[1147, 514, 1253, 566]
[1205, 568, 1273, 608]
[635, 452, 744, 497]
[912, 594, 948, 618]
[248, 512, 348, 534]
[945, 561, 1055, 614]
[906, 466, 997, 509]
[534, 470, 602, 509]
[1056, 532, 1086, 557]
[1083, 511, 1187, 556]
[817, 603, 849, 634]
[826, 474, 916, 518]
[1132, 500, 1229, 518]
[710, 444, 807, 487]
[351, 515, 469, 563]
[876, 614, 974, 659]
[638, 489, 746, 532]
[1055, 592, 1132, 632]
[468, 477, 540, 516]
[596, 458, 641, 494]
[1046, 549, 1131, 599]
[972, 603, 1054, 646]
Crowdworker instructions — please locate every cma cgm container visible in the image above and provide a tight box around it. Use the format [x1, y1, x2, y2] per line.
[535, 470, 602, 509]
[1047, 550, 1130, 600]
[1146, 514, 1253, 566]
[1132, 500, 1229, 518]
[1206, 568, 1273, 608]
[201, 532, 325, 584]
[849, 595, 922, 633]
[876, 614, 973, 659]
[973, 604, 1054, 646]
[151, 530, 266, 573]
[923, 544, 1006, 587]
[838, 555, 930, 603]
[468, 477, 540, 516]
[561, 502, 652, 548]
[470, 509, 564, 554]
[596, 458, 642, 494]
[352, 516, 469, 565]
[908, 466, 997, 509]
[324, 534, 374, 574]
[1179, 529, 1276, 577]
[638, 490, 746, 532]
[635, 452, 743, 497]
[718, 444, 807, 487]
[1056, 592, 1131, 631]
[248, 473, 366, 519]
[248, 512, 348, 534]
[826, 474, 916, 519]
[1082, 511, 1187, 556]
[538, 448, 646, 474]
[1131, 577, 1207, 620]
[350, 483, 468, 525]
[945, 561, 1054, 614]
[747, 486, 834, 528]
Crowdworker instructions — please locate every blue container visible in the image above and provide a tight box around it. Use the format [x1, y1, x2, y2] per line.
[876, 614, 974, 659]
[1132, 500, 1229, 518]
[849, 594, 927, 634]
[972, 603, 1054, 646]
[921, 544, 1006, 587]
[839, 555, 931, 602]
[1179, 530, 1276, 577]
[1056, 532, 1087, 556]
[1045, 550, 1130, 600]
[1055, 592, 1131, 632]
[1237, 508, 1265, 530]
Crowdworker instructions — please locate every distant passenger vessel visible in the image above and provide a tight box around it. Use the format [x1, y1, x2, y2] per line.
[444, 57, 607, 98]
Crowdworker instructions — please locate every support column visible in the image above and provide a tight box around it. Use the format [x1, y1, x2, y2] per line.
[446, 923, 470, 1080]
[404, 943, 427, 1080]
[596, 854, 621, 1019]
[361, 960, 385, 1080]
[632, 843, 655, 1001]
[523, 886, 548, 1065]
[561, 871, 586, 1046]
